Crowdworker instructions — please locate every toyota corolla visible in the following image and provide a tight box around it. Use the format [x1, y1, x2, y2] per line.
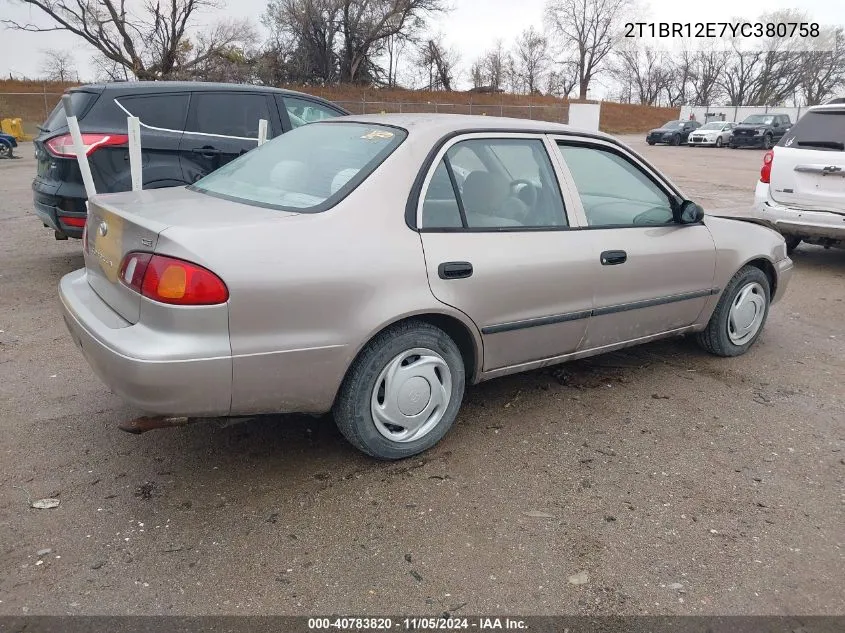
[60, 114, 793, 460]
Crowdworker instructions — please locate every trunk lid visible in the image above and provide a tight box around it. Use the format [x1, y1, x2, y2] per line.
[769, 108, 845, 213]
[85, 186, 298, 323]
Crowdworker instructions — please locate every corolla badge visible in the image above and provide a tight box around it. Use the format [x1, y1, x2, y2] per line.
[97, 221, 108, 237]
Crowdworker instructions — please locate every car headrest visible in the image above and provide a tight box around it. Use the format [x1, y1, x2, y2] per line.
[461, 171, 508, 215]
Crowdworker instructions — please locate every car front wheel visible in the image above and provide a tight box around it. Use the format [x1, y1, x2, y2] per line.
[697, 266, 770, 357]
[763, 134, 773, 150]
[672, 134, 681, 146]
[333, 320, 466, 460]
[715, 137, 723, 148]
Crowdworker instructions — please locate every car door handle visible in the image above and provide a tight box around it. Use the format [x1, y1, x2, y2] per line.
[600, 250, 627, 265]
[191, 146, 223, 157]
[438, 261, 473, 279]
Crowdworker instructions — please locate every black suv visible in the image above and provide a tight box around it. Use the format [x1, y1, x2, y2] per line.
[729, 113, 792, 149]
[33, 82, 350, 239]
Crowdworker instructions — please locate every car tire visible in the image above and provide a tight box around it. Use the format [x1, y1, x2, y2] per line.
[333, 320, 466, 460]
[715, 137, 723, 148]
[784, 236, 801, 254]
[672, 134, 681, 146]
[763, 134, 773, 150]
[697, 266, 771, 357]
[647, 141, 655, 146]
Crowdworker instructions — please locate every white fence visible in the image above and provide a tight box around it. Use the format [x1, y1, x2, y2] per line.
[680, 104, 808, 124]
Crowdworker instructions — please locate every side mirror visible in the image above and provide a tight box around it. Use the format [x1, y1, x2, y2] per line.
[678, 200, 705, 224]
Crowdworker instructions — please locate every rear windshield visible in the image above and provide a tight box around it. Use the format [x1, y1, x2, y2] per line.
[777, 110, 845, 151]
[191, 122, 406, 212]
[742, 114, 775, 125]
[42, 90, 98, 131]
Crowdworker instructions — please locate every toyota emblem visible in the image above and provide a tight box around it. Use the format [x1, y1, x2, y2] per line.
[98, 221, 108, 237]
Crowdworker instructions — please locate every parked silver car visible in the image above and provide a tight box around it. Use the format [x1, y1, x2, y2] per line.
[60, 115, 793, 459]
[687, 121, 736, 147]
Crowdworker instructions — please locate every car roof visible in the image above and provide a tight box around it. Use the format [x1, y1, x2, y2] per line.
[807, 102, 845, 113]
[70, 81, 323, 100]
[333, 112, 616, 142]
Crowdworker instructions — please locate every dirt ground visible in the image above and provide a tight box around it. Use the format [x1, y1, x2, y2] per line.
[0, 137, 843, 617]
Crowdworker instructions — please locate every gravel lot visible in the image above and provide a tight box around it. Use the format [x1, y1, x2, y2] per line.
[1, 136, 843, 616]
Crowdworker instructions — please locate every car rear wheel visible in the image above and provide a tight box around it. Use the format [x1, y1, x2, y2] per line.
[333, 320, 466, 460]
[697, 266, 770, 357]
[647, 140, 655, 145]
[0, 143, 12, 159]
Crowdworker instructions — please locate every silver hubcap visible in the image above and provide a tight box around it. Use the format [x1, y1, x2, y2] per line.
[371, 348, 452, 443]
[727, 282, 766, 345]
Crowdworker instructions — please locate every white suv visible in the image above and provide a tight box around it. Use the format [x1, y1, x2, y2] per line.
[752, 102, 845, 253]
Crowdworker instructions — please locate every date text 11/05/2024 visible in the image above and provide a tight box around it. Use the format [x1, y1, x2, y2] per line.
[307, 617, 529, 630]
[625, 22, 820, 39]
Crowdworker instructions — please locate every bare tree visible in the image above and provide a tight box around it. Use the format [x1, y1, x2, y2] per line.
[545, 0, 631, 100]
[688, 47, 727, 106]
[338, 0, 445, 83]
[611, 43, 666, 105]
[512, 26, 548, 94]
[471, 40, 509, 91]
[545, 66, 577, 98]
[263, 0, 343, 84]
[418, 36, 457, 90]
[39, 48, 76, 81]
[4, 0, 254, 80]
[799, 28, 845, 105]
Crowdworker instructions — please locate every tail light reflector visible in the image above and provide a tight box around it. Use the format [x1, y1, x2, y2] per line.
[760, 150, 774, 183]
[118, 252, 228, 305]
[61, 216, 87, 227]
[45, 133, 128, 158]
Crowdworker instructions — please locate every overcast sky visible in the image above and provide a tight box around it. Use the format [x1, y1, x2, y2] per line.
[2, 0, 843, 94]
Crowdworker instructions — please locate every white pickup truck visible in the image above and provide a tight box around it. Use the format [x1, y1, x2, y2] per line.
[751, 101, 845, 253]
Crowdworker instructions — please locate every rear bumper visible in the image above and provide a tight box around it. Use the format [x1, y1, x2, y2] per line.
[32, 179, 87, 238]
[59, 269, 233, 417]
[752, 182, 845, 241]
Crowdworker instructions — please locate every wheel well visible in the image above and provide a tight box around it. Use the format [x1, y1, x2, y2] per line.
[746, 258, 777, 298]
[370, 313, 479, 382]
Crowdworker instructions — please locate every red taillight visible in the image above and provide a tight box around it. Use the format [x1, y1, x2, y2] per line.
[118, 252, 228, 305]
[62, 217, 86, 227]
[45, 133, 128, 158]
[760, 150, 774, 183]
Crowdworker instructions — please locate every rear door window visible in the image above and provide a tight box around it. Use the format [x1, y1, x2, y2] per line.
[187, 92, 274, 138]
[778, 110, 845, 151]
[117, 94, 189, 131]
[282, 96, 345, 128]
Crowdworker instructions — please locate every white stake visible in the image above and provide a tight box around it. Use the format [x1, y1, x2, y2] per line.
[127, 116, 142, 191]
[257, 119, 268, 146]
[62, 94, 96, 198]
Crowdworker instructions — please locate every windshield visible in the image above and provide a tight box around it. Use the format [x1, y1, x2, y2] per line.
[742, 115, 774, 125]
[191, 122, 406, 212]
[662, 121, 684, 129]
[700, 122, 724, 130]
